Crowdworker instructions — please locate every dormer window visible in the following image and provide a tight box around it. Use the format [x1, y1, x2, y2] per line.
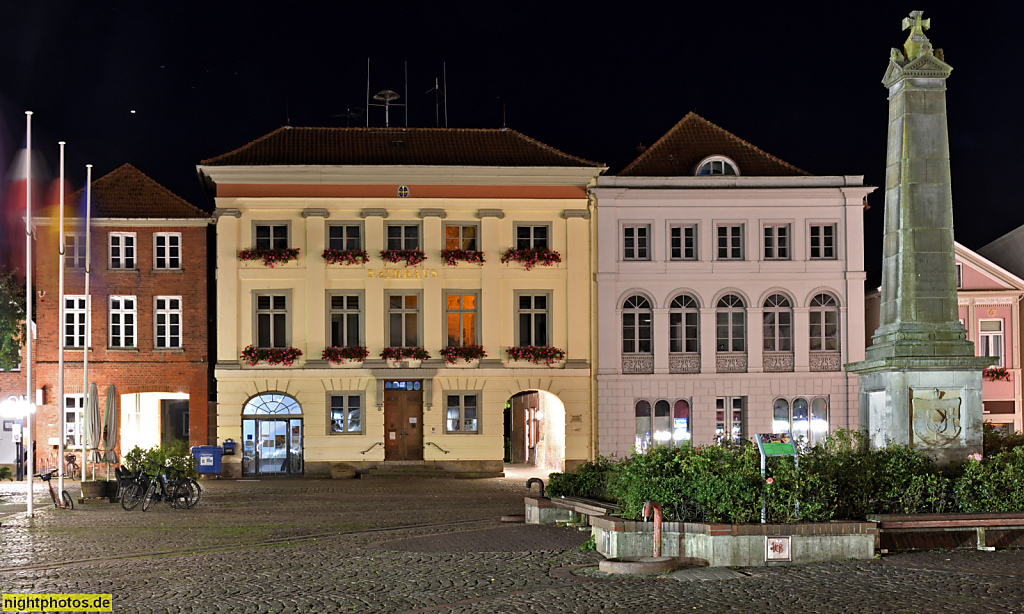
[695, 155, 739, 176]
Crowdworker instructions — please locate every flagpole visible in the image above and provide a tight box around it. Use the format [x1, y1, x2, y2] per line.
[82, 164, 91, 488]
[24, 111, 33, 518]
[57, 141, 65, 497]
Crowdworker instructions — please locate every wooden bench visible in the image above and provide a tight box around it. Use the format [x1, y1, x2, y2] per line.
[867, 512, 1024, 551]
[549, 496, 621, 520]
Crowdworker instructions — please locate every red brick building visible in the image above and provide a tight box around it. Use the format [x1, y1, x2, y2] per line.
[20, 164, 211, 469]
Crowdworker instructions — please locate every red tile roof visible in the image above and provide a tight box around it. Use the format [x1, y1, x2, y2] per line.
[63, 164, 207, 219]
[200, 126, 604, 168]
[618, 113, 809, 177]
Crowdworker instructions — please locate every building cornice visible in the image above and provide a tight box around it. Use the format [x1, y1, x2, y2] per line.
[34, 217, 212, 228]
[196, 164, 604, 187]
[592, 175, 866, 190]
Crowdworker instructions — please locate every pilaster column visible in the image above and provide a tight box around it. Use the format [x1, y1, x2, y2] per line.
[653, 308, 669, 373]
[700, 308, 717, 373]
[794, 307, 810, 372]
[747, 307, 764, 373]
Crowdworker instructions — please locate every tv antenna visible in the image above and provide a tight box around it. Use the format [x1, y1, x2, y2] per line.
[333, 108, 365, 127]
[425, 62, 449, 128]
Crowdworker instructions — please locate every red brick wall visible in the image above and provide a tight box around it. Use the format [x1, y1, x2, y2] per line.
[27, 221, 210, 457]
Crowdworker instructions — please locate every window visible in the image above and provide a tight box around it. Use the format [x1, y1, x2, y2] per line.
[980, 319, 1004, 367]
[255, 293, 289, 348]
[670, 224, 697, 261]
[388, 293, 420, 347]
[329, 294, 361, 348]
[622, 295, 652, 354]
[716, 294, 746, 352]
[673, 399, 691, 443]
[809, 294, 839, 351]
[154, 233, 181, 270]
[154, 296, 182, 349]
[446, 393, 479, 433]
[109, 296, 137, 347]
[716, 224, 743, 260]
[109, 232, 136, 269]
[669, 294, 699, 353]
[64, 394, 84, 447]
[328, 224, 362, 251]
[810, 224, 837, 260]
[763, 294, 793, 352]
[445, 225, 478, 251]
[64, 295, 88, 348]
[515, 225, 549, 250]
[65, 233, 86, 269]
[695, 156, 739, 176]
[623, 225, 650, 261]
[386, 224, 420, 250]
[329, 394, 362, 434]
[763, 224, 790, 260]
[445, 293, 478, 347]
[255, 224, 288, 249]
[956, 263, 963, 289]
[774, 396, 829, 448]
[634, 400, 652, 452]
[716, 396, 745, 443]
[516, 293, 549, 347]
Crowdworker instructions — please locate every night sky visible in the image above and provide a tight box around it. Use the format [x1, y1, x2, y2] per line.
[0, 2, 1018, 275]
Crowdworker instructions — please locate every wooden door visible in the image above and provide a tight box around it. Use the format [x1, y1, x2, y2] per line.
[383, 381, 423, 460]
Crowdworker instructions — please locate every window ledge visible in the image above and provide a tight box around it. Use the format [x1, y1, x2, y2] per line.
[153, 348, 185, 353]
[107, 347, 139, 353]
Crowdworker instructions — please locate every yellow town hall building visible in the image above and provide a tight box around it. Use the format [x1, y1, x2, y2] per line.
[198, 127, 604, 477]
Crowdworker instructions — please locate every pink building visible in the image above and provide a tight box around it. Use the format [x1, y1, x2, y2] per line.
[591, 114, 874, 456]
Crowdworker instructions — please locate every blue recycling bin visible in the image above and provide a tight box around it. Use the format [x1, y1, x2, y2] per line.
[190, 446, 223, 475]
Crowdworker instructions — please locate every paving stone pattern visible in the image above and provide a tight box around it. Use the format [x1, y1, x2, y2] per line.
[2, 477, 1024, 613]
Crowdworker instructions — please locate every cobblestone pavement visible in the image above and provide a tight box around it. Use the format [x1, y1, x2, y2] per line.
[2, 476, 1024, 613]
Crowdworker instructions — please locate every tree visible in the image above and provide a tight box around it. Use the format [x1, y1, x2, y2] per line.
[0, 267, 26, 372]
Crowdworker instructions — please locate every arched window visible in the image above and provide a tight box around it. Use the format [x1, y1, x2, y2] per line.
[634, 400, 652, 452]
[809, 294, 840, 351]
[669, 294, 700, 353]
[773, 398, 790, 433]
[243, 393, 302, 415]
[673, 399, 691, 443]
[695, 155, 739, 176]
[653, 400, 672, 444]
[763, 294, 792, 352]
[810, 397, 829, 445]
[716, 294, 746, 352]
[622, 295, 653, 354]
[792, 397, 809, 444]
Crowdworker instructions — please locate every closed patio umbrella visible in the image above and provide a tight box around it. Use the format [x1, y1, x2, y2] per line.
[82, 382, 102, 479]
[101, 383, 119, 478]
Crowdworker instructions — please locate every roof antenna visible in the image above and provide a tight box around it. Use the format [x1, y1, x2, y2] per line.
[366, 58, 370, 127]
[404, 60, 409, 128]
[371, 90, 402, 127]
[443, 62, 449, 128]
[426, 74, 448, 128]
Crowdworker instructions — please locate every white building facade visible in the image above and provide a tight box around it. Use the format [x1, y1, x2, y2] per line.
[592, 114, 874, 457]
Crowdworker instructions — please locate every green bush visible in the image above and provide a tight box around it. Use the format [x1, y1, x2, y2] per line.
[546, 456, 620, 501]
[983, 423, 1024, 457]
[122, 440, 197, 480]
[0, 466, 11, 481]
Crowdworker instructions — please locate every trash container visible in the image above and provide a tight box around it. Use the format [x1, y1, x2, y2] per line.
[190, 446, 223, 475]
[222, 439, 236, 455]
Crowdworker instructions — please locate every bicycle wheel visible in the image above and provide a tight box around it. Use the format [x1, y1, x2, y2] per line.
[186, 478, 201, 508]
[66, 461, 79, 480]
[172, 480, 199, 509]
[121, 482, 143, 511]
[141, 481, 159, 512]
[61, 490, 74, 510]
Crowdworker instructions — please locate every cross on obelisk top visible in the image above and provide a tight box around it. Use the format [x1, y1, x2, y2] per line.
[902, 10, 932, 60]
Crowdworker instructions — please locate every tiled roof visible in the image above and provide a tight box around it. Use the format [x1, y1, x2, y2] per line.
[200, 126, 603, 168]
[65, 164, 208, 219]
[618, 113, 809, 177]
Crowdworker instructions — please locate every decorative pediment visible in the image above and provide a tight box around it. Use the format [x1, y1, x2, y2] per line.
[902, 52, 952, 78]
[881, 60, 904, 87]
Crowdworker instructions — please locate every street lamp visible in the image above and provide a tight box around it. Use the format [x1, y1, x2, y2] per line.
[0, 396, 36, 517]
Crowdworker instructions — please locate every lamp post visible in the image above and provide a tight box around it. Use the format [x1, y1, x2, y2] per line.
[0, 397, 36, 516]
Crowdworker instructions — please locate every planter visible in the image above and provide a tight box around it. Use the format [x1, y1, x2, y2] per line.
[446, 359, 480, 369]
[387, 359, 421, 368]
[81, 481, 108, 500]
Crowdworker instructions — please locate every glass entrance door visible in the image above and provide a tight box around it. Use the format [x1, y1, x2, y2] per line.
[242, 418, 303, 476]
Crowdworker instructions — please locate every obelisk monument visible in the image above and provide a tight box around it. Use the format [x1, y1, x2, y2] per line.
[846, 11, 993, 464]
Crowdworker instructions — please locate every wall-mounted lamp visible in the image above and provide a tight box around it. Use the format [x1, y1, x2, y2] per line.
[36, 290, 45, 297]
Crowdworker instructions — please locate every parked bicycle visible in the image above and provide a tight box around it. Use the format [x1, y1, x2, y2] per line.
[64, 453, 80, 480]
[119, 468, 149, 511]
[36, 469, 73, 510]
[142, 465, 200, 511]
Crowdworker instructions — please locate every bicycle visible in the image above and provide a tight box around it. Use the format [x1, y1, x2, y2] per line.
[64, 453, 80, 480]
[142, 466, 200, 511]
[36, 470, 73, 510]
[120, 469, 149, 511]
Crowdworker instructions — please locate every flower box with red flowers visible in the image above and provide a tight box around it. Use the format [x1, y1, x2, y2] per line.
[322, 346, 369, 364]
[439, 345, 486, 364]
[380, 347, 431, 361]
[440, 249, 485, 266]
[983, 367, 1012, 382]
[506, 345, 566, 366]
[380, 249, 427, 267]
[322, 249, 369, 266]
[241, 345, 303, 366]
[238, 247, 300, 267]
[499, 248, 561, 270]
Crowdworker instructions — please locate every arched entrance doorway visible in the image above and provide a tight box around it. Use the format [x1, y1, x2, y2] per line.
[504, 390, 566, 473]
[241, 393, 303, 476]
